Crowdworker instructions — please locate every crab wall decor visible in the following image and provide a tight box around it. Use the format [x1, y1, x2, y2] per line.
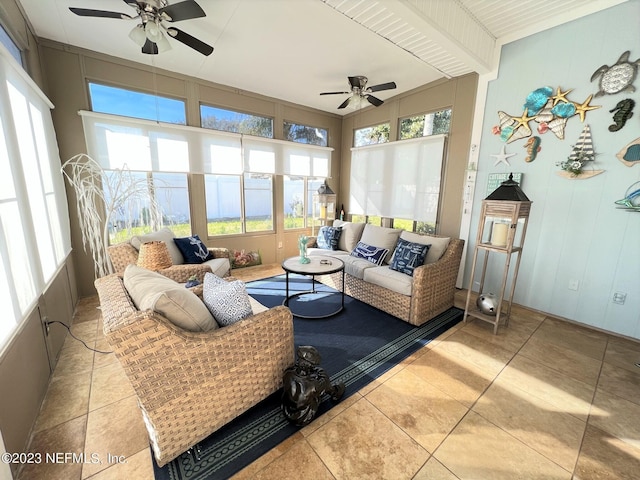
[591, 51, 640, 97]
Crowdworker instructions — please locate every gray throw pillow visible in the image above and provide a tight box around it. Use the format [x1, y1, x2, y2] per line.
[202, 272, 253, 327]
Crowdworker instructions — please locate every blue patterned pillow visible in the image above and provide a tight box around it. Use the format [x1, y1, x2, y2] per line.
[317, 226, 342, 250]
[202, 273, 253, 326]
[174, 235, 214, 264]
[390, 238, 431, 276]
[350, 241, 390, 266]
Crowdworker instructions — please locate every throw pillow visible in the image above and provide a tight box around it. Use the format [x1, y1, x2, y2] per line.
[316, 226, 342, 250]
[398, 231, 450, 264]
[350, 241, 390, 266]
[390, 238, 431, 276]
[174, 235, 214, 264]
[202, 272, 253, 326]
[123, 264, 217, 332]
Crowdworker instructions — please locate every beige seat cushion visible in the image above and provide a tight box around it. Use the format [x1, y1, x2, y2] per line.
[363, 266, 413, 296]
[359, 224, 402, 264]
[395, 231, 451, 264]
[130, 227, 184, 265]
[123, 264, 217, 332]
[203, 257, 231, 277]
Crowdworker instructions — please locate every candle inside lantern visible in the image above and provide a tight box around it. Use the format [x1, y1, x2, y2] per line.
[491, 223, 508, 247]
[320, 205, 327, 218]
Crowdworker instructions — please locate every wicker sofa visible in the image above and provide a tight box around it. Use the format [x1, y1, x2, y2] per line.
[107, 227, 231, 282]
[309, 221, 464, 326]
[94, 273, 294, 466]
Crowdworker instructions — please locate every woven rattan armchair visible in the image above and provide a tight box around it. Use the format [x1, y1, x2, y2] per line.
[94, 274, 295, 466]
[107, 227, 231, 282]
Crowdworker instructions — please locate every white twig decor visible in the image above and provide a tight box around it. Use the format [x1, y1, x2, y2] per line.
[61, 154, 161, 278]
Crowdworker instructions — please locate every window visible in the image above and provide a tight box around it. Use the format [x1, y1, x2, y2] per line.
[284, 121, 328, 146]
[283, 176, 324, 230]
[0, 24, 22, 66]
[0, 44, 72, 348]
[392, 218, 415, 231]
[205, 173, 273, 235]
[400, 109, 451, 140]
[354, 123, 389, 147]
[350, 215, 381, 226]
[201, 105, 273, 138]
[106, 172, 190, 244]
[88, 83, 186, 124]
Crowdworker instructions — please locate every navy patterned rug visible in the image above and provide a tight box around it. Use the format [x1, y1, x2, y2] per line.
[153, 275, 462, 480]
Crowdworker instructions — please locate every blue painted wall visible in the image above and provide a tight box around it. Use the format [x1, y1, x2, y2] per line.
[467, 0, 640, 338]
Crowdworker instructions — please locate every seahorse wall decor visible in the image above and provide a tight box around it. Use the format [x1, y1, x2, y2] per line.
[609, 99, 635, 132]
[524, 136, 541, 162]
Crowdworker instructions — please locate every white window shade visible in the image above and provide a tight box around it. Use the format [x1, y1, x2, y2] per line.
[80, 110, 332, 176]
[350, 135, 446, 222]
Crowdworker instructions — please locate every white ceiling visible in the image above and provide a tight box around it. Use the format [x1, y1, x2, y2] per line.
[17, 0, 628, 115]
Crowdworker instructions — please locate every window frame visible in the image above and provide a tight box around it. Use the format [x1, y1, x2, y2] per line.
[398, 108, 452, 141]
[200, 103, 274, 138]
[353, 122, 390, 147]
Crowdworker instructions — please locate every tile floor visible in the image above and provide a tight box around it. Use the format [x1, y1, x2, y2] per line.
[16, 264, 640, 479]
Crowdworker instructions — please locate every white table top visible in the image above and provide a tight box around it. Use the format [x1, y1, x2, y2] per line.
[281, 255, 344, 275]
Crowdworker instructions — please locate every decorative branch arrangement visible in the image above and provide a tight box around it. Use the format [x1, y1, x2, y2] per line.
[61, 154, 162, 278]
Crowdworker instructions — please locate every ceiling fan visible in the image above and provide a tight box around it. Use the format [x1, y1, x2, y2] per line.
[320, 75, 397, 109]
[69, 0, 214, 56]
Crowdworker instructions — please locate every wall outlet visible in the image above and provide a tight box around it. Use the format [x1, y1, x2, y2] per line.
[613, 292, 627, 305]
[568, 279, 579, 291]
[277, 241, 283, 249]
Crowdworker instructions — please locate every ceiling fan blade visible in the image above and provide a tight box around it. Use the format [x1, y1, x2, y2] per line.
[320, 91, 351, 96]
[367, 81, 397, 93]
[338, 97, 352, 109]
[365, 94, 384, 107]
[122, 0, 139, 7]
[69, 7, 134, 19]
[160, 1, 206, 22]
[142, 39, 159, 55]
[166, 27, 214, 56]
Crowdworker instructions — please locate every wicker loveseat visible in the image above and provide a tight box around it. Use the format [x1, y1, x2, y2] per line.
[107, 227, 231, 282]
[309, 221, 464, 326]
[94, 273, 294, 466]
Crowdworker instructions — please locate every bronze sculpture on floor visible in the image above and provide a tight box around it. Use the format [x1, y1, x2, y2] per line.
[281, 345, 345, 426]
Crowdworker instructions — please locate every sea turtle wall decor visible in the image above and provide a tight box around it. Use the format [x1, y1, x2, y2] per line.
[591, 51, 640, 97]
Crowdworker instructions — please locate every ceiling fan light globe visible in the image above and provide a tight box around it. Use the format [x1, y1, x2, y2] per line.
[155, 32, 172, 53]
[145, 21, 162, 42]
[129, 24, 147, 46]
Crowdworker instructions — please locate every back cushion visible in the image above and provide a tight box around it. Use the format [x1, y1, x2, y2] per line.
[130, 227, 183, 265]
[123, 264, 217, 332]
[359, 224, 402, 264]
[332, 220, 366, 252]
[398, 231, 451, 264]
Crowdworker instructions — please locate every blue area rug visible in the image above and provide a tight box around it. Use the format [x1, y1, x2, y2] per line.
[153, 275, 462, 480]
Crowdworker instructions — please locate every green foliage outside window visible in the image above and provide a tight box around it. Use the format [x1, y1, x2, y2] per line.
[400, 109, 451, 140]
[200, 105, 273, 138]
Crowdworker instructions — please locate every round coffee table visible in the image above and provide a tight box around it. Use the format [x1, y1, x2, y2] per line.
[281, 255, 345, 319]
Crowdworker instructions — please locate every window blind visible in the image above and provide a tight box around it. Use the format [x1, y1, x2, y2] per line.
[349, 135, 446, 222]
[79, 110, 332, 176]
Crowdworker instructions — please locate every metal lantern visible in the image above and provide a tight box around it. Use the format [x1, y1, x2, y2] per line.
[464, 173, 532, 334]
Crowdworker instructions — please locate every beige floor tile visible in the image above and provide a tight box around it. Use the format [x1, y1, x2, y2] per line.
[82, 448, 154, 480]
[92, 338, 118, 370]
[414, 457, 460, 480]
[496, 355, 596, 421]
[531, 317, 608, 361]
[248, 440, 335, 480]
[460, 315, 537, 353]
[589, 389, 640, 449]
[73, 297, 102, 324]
[69, 320, 101, 345]
[366, 368, 468, 453]
[34, 372, 92, 433]
[231, 432, 306, 479]
[52, 337, 95, 378]
[433, 329, 515, 377]
[574, 424, 640, 480]
[472, 381, 586, 472]
[406, 347, 494, 408]
[596, 362, 640, 405]
[300, 393, 362, 437]
[89, 362, 136, 411]
[434, 411, 571, 479]
[307, 397, 428, 480]
[519, 335, 602, 386]
[18, 416, 86, 480]
[82, 395, 149, 478]
[604, 336, 640, 373]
